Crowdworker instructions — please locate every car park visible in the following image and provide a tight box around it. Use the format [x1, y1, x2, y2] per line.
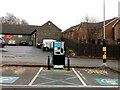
[0, 38, 5, 48]
[37, 42, 43, 48]
[27, 40, 33, 46]
[8, 39, 16, 46]
[19, 40, 28, 46]
[19, 40, 33, 46]
[42, 39, 56, 51]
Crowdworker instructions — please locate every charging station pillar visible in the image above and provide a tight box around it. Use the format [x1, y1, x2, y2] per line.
[53, 41, 65, 68]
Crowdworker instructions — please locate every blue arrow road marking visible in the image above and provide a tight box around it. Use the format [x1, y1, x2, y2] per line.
[0, 76, 19, 84]
[95, 78, 120, 86]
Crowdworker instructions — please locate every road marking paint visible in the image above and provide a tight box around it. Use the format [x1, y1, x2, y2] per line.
[77, 71, 88, 82]
[1, 84, 119, 88]
[96, 78, 120, 85]
[36, 79, 79, 86]
[72, 68, 87, 86]
[37, 71, 80, 85]
[0, 76, 19, 84]
[28, 67, 43, 86]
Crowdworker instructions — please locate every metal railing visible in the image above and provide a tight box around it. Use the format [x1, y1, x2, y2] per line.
[64, 38, 120, 58]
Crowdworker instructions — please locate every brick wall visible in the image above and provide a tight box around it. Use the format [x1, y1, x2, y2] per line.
[36, 21, 62, 43]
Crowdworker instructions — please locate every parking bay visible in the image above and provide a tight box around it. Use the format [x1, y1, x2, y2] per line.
[1, 66, 120, 87]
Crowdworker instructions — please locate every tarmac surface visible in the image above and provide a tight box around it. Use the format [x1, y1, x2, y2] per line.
[1, 46, 120, 72]
[1, 66, 120, 87]
[0, 46, 120, 89]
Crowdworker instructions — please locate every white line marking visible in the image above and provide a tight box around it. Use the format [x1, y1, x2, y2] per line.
[72, 68, 87, 86]
[78, 71, 87, 82]
[28, 67, 43, 86]
[1, 84, 119, 88]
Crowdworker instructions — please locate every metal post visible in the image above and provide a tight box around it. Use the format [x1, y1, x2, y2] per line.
[48, 56, 50, 70]
[67, 57, 70, 71]
[103, 0, 106, 40]
[101, 0, 107, 68]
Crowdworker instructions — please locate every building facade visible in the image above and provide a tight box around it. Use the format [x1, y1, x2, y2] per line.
[63, 17, 120, 45]
[0, 21, 62, 46]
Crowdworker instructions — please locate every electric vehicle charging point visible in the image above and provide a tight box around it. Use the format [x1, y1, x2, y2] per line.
[53, 41, 65, 69]
[47, 41, 70, 70]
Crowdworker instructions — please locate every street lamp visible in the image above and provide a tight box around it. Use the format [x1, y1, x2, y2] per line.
[101, 0, 107, 68]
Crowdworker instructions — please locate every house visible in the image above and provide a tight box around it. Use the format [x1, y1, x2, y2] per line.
[95, 17, 120, 45]
[63, 24, 79, 43]
[112, 18, 120, 44]
[0, 24, 38, 45]
[35, 21, 62, 44]
[0, 21, 62, 46]
[63, 17, 120, 45]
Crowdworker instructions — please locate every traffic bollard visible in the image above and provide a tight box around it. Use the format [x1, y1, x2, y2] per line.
[48, 56, 50, 70]
[67, 57, 70, 71]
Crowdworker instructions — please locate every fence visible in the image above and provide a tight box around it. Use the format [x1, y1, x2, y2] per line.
[64, 38, 120, 58]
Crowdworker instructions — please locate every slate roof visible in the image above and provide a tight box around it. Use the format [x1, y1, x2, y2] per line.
[63, 18, 117, 33]
[0, 20, 62, 35]
[41, 21, 62, 31]
[63, 24, 80, 33]
[1, 24, 39, 35]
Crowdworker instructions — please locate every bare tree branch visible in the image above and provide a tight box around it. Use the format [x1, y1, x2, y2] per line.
[0, 13, 29, 25]
[82, 15, 98, 23]
[21, 19, 29, 25]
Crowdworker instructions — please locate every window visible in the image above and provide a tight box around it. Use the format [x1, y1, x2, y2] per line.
[18, 35, 22, 38]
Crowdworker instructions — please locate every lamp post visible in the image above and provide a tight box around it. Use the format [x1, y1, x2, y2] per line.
[118, 1, 120, 19]
[101, 0, 107, 68]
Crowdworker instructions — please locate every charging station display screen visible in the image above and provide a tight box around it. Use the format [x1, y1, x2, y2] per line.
[54, 42, 61, 48]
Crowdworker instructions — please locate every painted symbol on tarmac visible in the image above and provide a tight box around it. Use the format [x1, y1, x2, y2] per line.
[96, 78, 120, 86]
[101, 79, 117, 85]
[0, 76, 19, 84]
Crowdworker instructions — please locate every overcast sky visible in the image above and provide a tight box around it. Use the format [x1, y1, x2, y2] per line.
[0, 0, 120, 30]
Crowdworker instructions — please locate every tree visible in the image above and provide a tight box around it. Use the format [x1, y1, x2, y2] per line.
[20, 19, 29, 25]
[81, 15, 99, 44]
[0, 13, 29, 25]
[82, 15, 98, 23]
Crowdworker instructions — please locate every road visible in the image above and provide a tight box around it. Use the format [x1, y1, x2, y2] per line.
[1, 46, 119, 70]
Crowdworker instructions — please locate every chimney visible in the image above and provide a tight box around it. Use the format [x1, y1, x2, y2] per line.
[118, 1, 120, 18]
